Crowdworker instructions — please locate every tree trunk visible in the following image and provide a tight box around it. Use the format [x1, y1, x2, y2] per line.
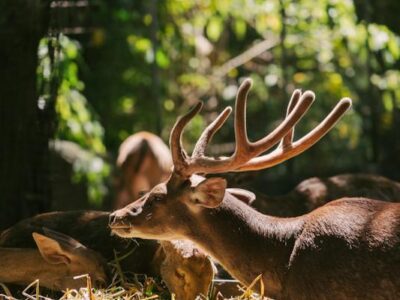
[0, 0, 51, 230]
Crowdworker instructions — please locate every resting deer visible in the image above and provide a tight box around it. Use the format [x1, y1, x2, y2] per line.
[254, 173, 400, 217]
[0, 230, 108, 291]
[0, 210, 214, 300]
[110, 79, 400, 299]
[114, 131, 173, 209]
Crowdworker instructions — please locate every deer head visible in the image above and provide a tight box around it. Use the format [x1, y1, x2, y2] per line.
[33, 229, 109, 290]
[155, 240, 215, 300]
[114, 131, 173, 208]
[109, 78, 351, 241]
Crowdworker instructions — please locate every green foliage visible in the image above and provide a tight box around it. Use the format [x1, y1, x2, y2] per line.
[37, 35, 110, 206]
[37, 0, 400, 199]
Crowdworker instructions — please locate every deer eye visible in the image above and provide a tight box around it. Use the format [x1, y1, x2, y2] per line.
[153, 194, 163, 201]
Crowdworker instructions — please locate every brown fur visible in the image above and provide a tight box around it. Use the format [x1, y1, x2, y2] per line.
[114, 132, 172, 208]
[114, 132, 215, 299]
[110, 175, 400, 299]
[254, 173, 400, 216]
[0, 211, 158, 276]
[152, 240, 215, 299]
[0, 232, 108, 290]
[0, 210, 213, 300]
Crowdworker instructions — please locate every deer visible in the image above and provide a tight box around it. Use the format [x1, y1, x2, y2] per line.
[0, 229, 108, 291]
[0, 210, 215, 300]
[109, 78, 400, 300]
[114, 131, 173, 209]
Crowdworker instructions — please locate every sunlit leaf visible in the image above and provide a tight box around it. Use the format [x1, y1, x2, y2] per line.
[206, 16, 223, 42]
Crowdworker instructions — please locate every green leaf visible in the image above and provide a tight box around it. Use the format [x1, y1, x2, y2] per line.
[207, 16, 223, 42]
[233, 19, 247, 39]
[156, 49, 170, 69]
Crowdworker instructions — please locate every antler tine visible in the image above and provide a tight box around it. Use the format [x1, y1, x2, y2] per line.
[168, 78, 350, 178]
[189, 79, 251, 160]
[235, 97, 352, 171]
[248, 91, 315, 157]
[169, 79, 319, 177]
[281, 89, 302, 148]
[170, 102, 203, 174]
[234, 79, 252, 155]
[192, 107, 233, 158]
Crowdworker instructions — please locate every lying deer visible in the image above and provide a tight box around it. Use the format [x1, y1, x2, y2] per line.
[254, 173, 400, 216]
[114, 131, 173, 209]
[110, 79, 400, 299]
[0, 229, 108, 291]
[0, 210, 214, 300]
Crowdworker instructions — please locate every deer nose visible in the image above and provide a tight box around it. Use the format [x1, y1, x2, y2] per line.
[128, 206, 142, 216]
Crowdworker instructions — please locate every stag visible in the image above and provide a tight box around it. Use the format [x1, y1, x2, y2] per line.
[110, 79, 400, 299]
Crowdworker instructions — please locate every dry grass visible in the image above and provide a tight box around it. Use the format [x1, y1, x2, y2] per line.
[0, 277, 266, 300]
[0, 260, 267, 300]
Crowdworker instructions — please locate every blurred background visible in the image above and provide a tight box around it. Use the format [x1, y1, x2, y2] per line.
[1, 0, 399, 229]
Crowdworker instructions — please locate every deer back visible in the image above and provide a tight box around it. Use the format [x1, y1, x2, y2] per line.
[252, 173, 400, 217]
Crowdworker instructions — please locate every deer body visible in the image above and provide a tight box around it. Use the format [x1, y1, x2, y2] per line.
[189, 194, 400, 299]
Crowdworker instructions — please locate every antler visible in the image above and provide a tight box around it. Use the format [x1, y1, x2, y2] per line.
[169, 78, 352, 178]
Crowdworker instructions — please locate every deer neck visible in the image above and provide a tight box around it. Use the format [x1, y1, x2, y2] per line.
[0, 248, 66, 287]
[184, 195, 305, 297]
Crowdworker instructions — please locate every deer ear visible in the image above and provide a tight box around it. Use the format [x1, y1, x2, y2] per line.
[32, 232, 72, 265]
[226, 188, 256, 205]
[191, 177, 227, 208]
